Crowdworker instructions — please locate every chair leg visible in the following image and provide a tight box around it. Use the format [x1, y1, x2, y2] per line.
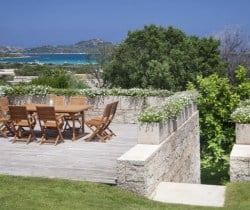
[107, 128, 116, 137]
[40, 135, 45, 144]
[85, 125, 109, 142]
[0, 124, 8, 138]
[12, 125, 20, 143]
[85, 124, 97, 141]
[64, 119, 71, 130]
[57, 127, 64, 145]
[27, 134, 32, 144]
[12, 134, 18, 143]
[54, 135, 60, 145]
[17, 126, 22, 138]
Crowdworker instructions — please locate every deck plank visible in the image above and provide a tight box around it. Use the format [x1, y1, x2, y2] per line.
[0, 123, 137, 184]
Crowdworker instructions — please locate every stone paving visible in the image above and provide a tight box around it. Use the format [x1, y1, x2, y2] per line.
[152, 182, 226, 207]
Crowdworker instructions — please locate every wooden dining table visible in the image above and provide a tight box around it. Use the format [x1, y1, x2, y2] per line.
[25, 104, 92, 141]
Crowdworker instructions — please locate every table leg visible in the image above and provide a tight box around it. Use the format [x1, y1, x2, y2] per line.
[81, 111, 84, 134]
[71, 114, 76, 141]
[70, 112, 86, 141]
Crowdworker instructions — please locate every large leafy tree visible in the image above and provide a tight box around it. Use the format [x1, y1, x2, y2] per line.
[189, 65, 250, 184]
[103, 24, 224, 91]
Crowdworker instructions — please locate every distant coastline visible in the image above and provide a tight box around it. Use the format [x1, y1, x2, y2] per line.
[0, 39, 113, 64]
[0, 53, 97, 65]
[0, 53, 27, 59]
[0, 55, 29, 59]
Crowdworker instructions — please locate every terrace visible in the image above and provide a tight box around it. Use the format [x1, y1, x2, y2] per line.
[0, 90, 204, 205]
[0, 123, 137, 184]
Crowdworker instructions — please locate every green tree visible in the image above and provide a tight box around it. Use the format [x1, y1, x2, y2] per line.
[190, 65, 250, 183]
[196, 74, 239, 166]
[103, 24, 224, 90]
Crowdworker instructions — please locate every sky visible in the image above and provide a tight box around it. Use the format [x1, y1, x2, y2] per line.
[1, 0, 250, 48]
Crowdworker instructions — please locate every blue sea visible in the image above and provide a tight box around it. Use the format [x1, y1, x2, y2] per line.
[0, 53, 97, 65]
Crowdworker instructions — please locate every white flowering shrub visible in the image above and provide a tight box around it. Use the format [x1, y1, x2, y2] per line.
[231, 99, 250, 123]
[138, 90, 199, 122]
[138, 106, 165, 122]
[0, 85, 172, 98]
[0, 85, 51, 96]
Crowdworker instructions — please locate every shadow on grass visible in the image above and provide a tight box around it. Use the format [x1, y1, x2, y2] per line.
[201, 165, 229, 185]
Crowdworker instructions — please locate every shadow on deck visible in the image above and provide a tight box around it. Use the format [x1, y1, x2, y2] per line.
[0, 123, 137, 184]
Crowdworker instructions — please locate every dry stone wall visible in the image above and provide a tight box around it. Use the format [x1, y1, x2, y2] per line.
[117, 107, 200, 197]
[8, 95, 167, 124]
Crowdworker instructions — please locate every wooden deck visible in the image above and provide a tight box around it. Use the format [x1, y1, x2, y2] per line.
[0, 123, 137, 184]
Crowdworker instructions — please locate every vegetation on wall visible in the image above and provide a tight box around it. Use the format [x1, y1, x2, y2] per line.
[0, 86, 173, 98]
[138, 91, 199, 123]
[231, 99, 250, 123]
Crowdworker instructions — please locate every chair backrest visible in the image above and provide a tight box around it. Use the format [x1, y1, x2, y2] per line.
[109, 101, 118, 121]
[36, 106, 56, 121]
[54, 96, 65, 106]
[102, 101, 118, 130]
[0, 97, 10, 113]
[70, 96, 87, 105]
[101, 103, 113, 121]
[9, 105, 29, 121]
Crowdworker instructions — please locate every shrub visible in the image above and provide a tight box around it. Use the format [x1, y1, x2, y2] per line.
[231, 99, 250, 123]
[0, 86, 173, 98]
[138, 90, 199, 122]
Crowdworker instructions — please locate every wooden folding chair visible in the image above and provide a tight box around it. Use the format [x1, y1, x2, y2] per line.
[0, 97, 10, 114]
[85, 102, 113, 142]
[103, 101, 118, 138]
[0, 97, 14, 137]
[36, 106, 64, 145]
[89, 101, 118, 139]
[64, 96, 87, 130]
[8, 105, 36, 144]
[69, 96, 87, 105]
[0, 111, 9, 138]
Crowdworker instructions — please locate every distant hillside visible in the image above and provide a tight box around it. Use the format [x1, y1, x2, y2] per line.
[0, 46, 24, 53]
[24, 39, 114, 54]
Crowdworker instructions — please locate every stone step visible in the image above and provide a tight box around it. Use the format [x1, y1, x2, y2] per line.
[230, 144, 250, 182]
[151, 182, 226, 207]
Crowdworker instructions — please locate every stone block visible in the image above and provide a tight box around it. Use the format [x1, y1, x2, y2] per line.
[125, 165, 145, 182]
[146, 97, 166, 106]
[124, 111, 139, 123]
[137, 121, 171, 144]
[120, 96, 143, 111]
[230, 144, 250, 182]
[118, 144, 160, 163]
[236, 124, 250, 144]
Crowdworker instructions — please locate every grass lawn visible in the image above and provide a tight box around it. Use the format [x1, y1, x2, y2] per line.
[201, 166, 229, 185]
[0, 174, 249, 210]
